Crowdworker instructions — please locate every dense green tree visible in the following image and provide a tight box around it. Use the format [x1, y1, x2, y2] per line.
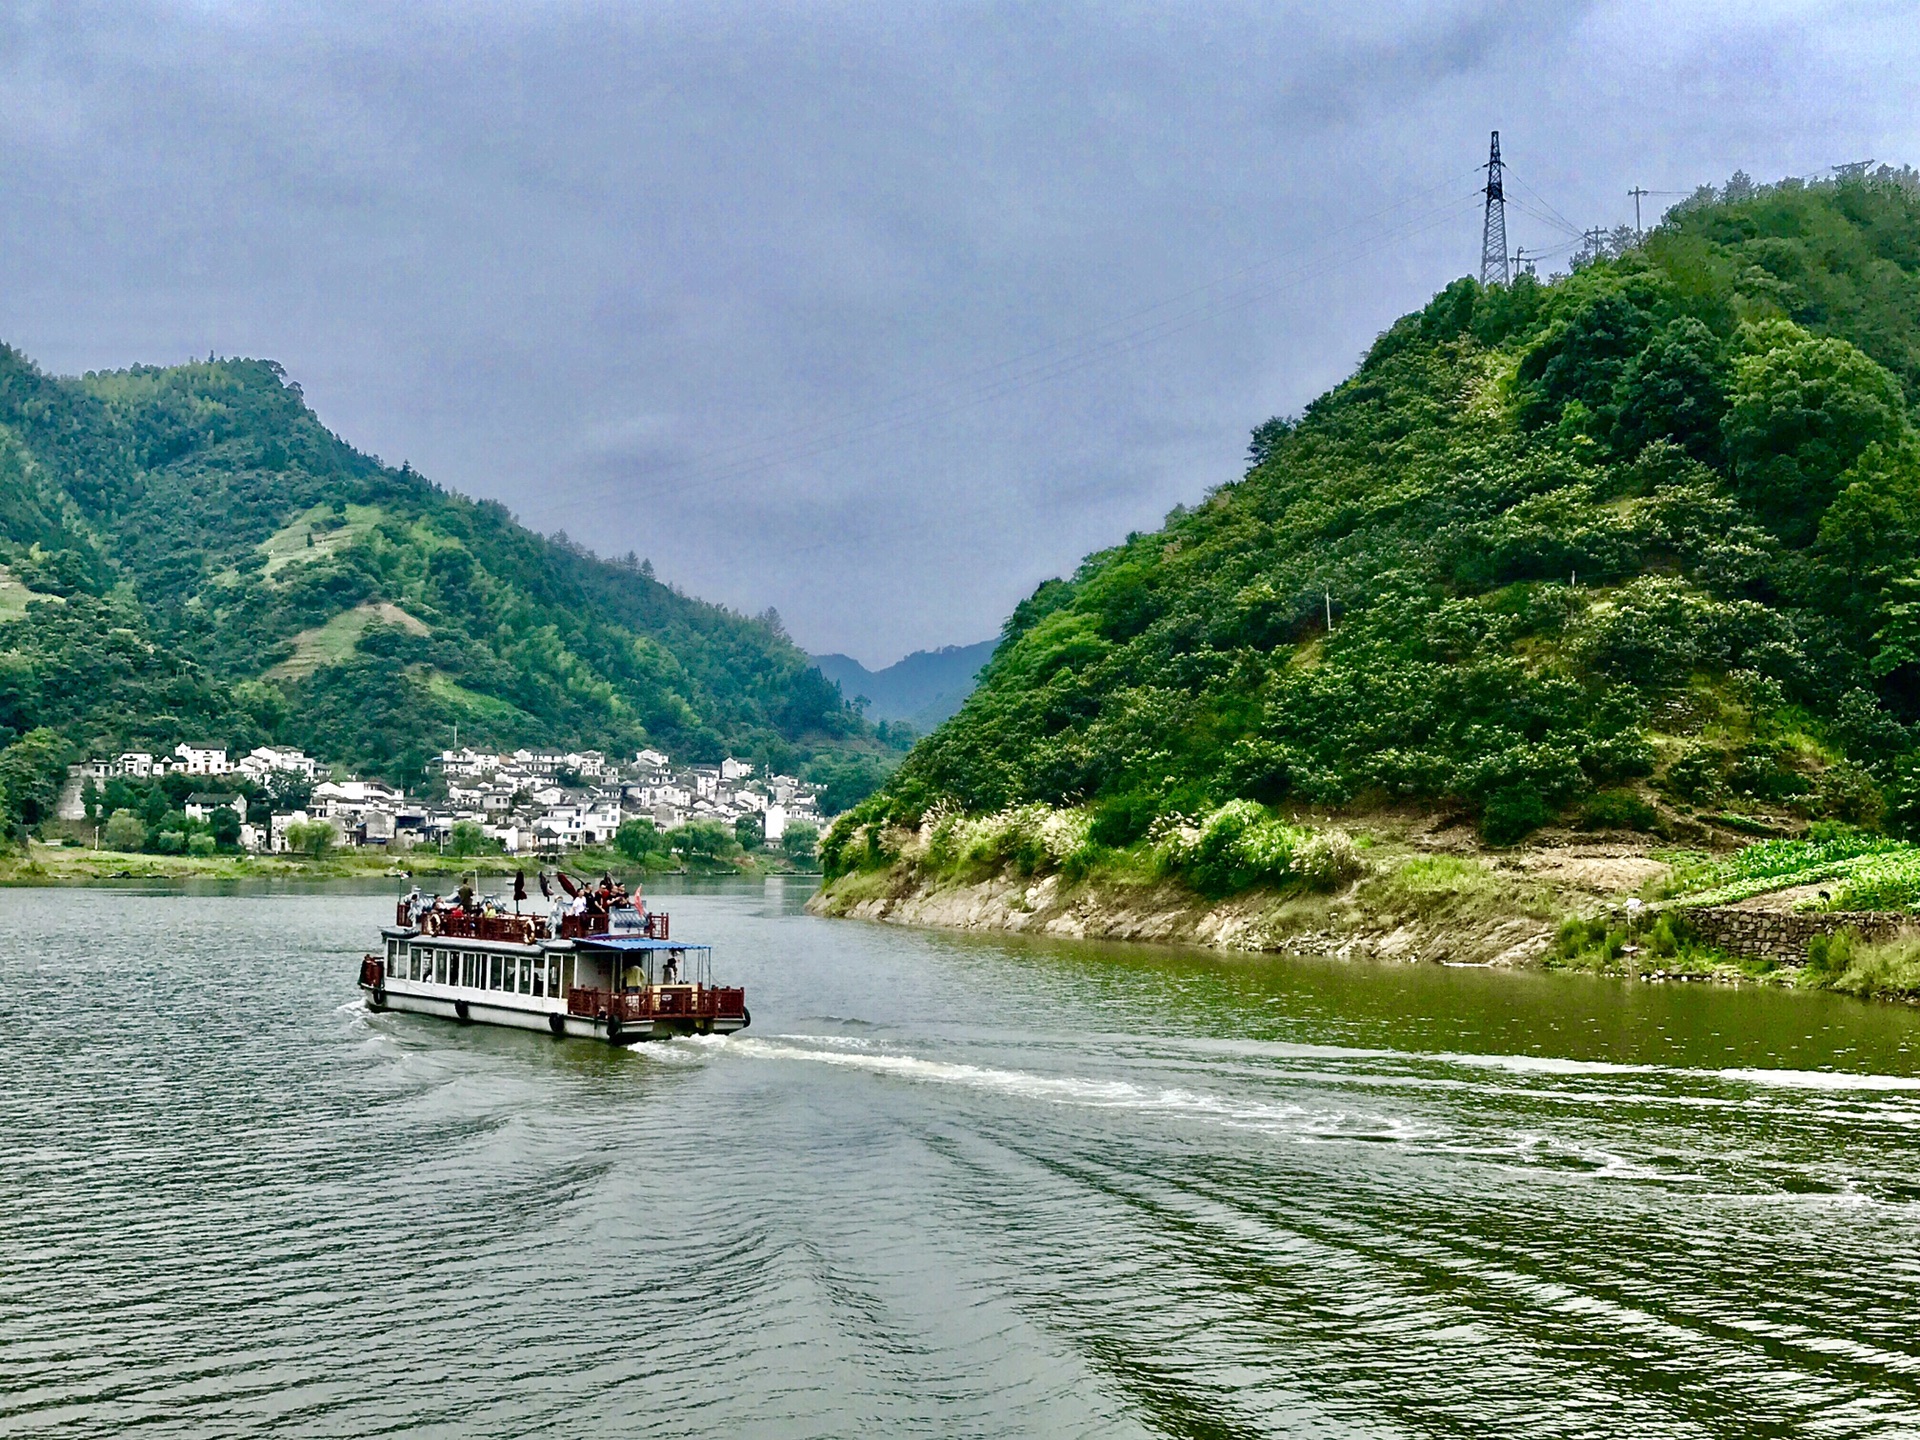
[667, 819, 732, 859]
[1613, 316, 1730, 464]
[613, 817, 667, 862]
[780, 820, 820, 862]
[734, 813, 765, 851]
[0, 726, 69, 840]
[102, 808, 146, 852]
[1722, 321, 1906, 542]
[284, 818, 336, 857]
[447, 820, 491, 857]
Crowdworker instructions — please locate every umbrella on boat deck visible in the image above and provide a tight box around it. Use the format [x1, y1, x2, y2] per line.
[557, 871, 580, 898]
[537, 870, 552, 899]
[513, 870, 527, 912]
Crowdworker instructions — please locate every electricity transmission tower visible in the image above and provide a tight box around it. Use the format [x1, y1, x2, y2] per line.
[1479, 131, 1509, 286]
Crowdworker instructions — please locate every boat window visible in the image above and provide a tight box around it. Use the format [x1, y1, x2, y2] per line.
[546, 958, 561, 996]
[436, 949, 450, 985]
[408, 946, 421, 980]
[465, 952, 478, 988]
[531, 959, 545, 998]
[488, 954, 503, 990]
[517, 955, 531, 994]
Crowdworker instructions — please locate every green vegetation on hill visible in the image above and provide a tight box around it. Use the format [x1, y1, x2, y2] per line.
[836, 169, 1920, 871]
[0, 350, 897, 819]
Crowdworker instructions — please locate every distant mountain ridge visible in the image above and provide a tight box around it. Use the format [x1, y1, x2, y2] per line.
[812, 640, 995, 731]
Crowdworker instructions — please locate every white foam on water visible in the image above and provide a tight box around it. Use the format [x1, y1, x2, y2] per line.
[1714, 1067, 1920, 1092]
[733, 1036, 1432, 1145]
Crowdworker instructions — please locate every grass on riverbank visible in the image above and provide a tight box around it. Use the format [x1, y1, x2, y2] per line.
[0, 839, 820, 885]
[1543, 911, 1920, 1000]
[1798, 930, 1920, 1000]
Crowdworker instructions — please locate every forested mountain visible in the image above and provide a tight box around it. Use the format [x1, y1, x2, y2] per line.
[811, 640, 995, 731]
[849, 169, 1920, 854]
[0, 349, 883, 804]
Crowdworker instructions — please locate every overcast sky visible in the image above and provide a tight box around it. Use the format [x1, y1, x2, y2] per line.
[1, 2, 1915, 665]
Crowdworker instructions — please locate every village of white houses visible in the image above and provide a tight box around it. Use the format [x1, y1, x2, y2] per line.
[59, 741, 828, 857]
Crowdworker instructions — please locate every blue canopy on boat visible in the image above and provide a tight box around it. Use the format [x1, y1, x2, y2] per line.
[574, 935, 707, 951]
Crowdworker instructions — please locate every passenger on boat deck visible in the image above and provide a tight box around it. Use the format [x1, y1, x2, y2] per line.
[568, 892, 588, 917]
[623, 963, 644, 990]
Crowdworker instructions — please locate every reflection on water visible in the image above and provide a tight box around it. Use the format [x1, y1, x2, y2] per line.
[5, 878, 1920, 1438]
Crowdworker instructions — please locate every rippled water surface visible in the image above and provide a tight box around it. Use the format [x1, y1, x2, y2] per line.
[8, 879, 1920, 1437]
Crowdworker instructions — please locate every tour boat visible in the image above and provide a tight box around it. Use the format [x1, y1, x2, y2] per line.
[357, 882, 749, 1045]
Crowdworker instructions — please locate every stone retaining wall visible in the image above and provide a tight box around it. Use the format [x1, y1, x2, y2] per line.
[1682, 907, 1916, 965]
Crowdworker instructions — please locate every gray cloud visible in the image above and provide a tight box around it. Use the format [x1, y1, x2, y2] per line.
[1, 1, 1914, 663]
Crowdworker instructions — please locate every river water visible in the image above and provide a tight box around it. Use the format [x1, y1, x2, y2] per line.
[7, 879, 1920, 1438]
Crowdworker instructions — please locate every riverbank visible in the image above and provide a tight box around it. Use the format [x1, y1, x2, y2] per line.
[0, 840, 819, 885]
[810, 812, 1920, 997]
[810, 813, 1668, 967]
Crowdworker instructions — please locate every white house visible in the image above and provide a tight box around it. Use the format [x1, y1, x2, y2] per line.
[174, 742, 230, 776]
[531, 800, 624, 850]
[116, 751, 156, 778]
[433, 748, 500, 779]
[763, 803, 788, 843]
[635, 748, 670, 770]
[721, 756, 755, 781]
[237, 745, 318, 782]
[312, 779, 404, 819]
[184, 792, 246, 824]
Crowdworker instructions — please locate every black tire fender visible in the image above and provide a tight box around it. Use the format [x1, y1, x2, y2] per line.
[371, 984, 386, 1009]
[607, 1014, 624, 1043]
[454, 1000, 471, 1023]
[549, 1013, 565, 1038]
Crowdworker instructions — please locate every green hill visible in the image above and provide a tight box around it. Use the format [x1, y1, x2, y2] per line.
[0, 348, 887, 812]
[832, 168, 1920, 880]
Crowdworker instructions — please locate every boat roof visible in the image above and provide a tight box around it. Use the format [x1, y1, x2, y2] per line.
[575, 936, 708, 952]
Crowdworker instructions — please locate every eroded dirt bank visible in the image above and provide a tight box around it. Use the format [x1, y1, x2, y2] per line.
[809, 830, 1677, 967]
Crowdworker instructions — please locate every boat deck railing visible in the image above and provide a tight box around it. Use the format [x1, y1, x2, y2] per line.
[392, 904, 671, 944]
[567, 986, 747, 1023]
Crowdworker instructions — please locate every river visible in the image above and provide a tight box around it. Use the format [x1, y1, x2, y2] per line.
[6, 878, 1920, 1438]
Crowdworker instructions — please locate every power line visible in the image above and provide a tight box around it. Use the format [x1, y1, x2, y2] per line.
[1504, 169, 1583, 238]
[1628, 185, 1649, 235]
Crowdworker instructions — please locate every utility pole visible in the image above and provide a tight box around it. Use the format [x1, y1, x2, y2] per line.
[1628, 185, 1649, 235]
[1479, 131, 1510, 287]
